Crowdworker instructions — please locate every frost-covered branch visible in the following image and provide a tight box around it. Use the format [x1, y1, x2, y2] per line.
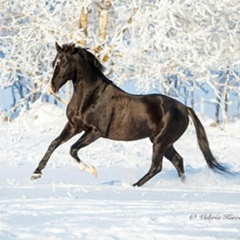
[0, 0, 239, 123]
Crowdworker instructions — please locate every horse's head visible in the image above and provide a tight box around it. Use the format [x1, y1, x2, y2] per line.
[50, 42, 76, 94]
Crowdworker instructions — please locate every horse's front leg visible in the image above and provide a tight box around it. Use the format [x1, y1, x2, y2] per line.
[31, 122, 80, 180]
[70, 128, 100, 177]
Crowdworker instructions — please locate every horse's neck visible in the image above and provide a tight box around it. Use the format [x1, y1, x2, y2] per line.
[98, 72, 113, 84]
[71, 73, 105, 102]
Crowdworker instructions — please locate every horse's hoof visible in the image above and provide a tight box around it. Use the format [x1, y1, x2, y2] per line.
[180, 174, 185, 182]
[31, 173, 42, 180]
[90, 166, 98, 177]
[132, 182, 141, 187]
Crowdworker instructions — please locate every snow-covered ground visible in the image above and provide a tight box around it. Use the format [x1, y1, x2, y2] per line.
[0, 102, 239, 240]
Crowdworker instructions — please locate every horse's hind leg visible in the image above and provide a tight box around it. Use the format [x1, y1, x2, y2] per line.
[164, 145, 185, 181]
[31, 122, 79, 180]
[133, 143, 165, 187]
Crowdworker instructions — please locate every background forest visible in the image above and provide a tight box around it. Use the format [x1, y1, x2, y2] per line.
[0, 0, 240, 124]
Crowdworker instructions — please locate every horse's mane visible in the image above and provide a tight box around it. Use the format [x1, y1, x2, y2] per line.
[62, 44, 104, 72]
[62, 43, 112, 84]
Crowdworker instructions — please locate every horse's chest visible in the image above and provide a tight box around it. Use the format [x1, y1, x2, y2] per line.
[67, 102, 98, 131]
[66, 103, 84, 128]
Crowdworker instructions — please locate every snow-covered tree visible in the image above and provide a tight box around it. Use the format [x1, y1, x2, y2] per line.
[0, 0, 239, 123]
[106, 0, 240, 123]
[0, 0, 91, 108]
[109, 1, 240, 92]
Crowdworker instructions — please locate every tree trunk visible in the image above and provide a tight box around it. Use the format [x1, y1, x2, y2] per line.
[94, 0, 111, 62]
[222, 68, 230, 124]
[78, 7, 88, 47]
[215, 97, 221, 125]
[190, 88, 194, 109]
[190, 81, 194, 109]
[98, 0, 111, 42]
[32, 82, 38, 103]
[215, 82, 223, 125]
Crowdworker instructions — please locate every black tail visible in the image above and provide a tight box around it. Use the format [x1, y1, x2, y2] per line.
[187, 107, 227, 172]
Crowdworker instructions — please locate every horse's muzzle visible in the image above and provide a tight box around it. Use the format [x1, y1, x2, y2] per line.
[49, 84, 57, 94]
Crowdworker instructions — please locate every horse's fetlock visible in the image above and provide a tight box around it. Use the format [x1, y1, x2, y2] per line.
[70, 147, 78, 157]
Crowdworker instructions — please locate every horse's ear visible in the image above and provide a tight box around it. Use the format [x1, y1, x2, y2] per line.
[67, 44, 75, 54]
[55, 42, 62, 52]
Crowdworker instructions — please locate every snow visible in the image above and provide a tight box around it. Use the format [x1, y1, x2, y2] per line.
[0, 103, 240, 240]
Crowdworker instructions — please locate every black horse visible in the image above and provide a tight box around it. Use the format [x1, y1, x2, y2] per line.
[31, 43, 227, 187]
